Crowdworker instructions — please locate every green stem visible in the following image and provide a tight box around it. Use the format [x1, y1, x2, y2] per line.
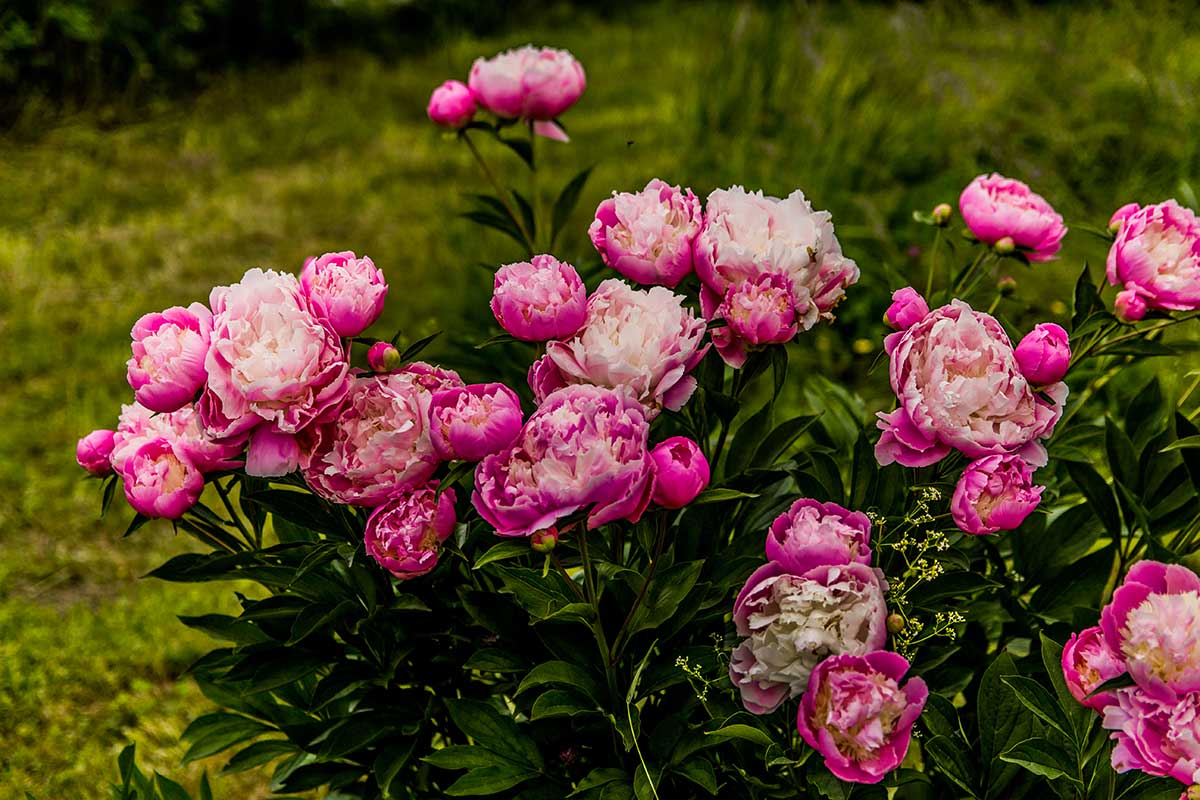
[925, 228, 942, 298]
[950, 250, 988, 297]
[214, 477, 256, 549]
[551, 551, 587, 603]
[527, 122, 541, 249]
[610, 514, 668, 663]
[461, 130, 536, 254]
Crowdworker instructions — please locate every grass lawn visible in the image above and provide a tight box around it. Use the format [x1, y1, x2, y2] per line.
[2, 1, 1197, 795]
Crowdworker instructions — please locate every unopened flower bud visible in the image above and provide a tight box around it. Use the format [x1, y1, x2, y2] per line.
[367, 341, 402, 373]
[531, 528, 559, 553]
[932, 203, 953, 226]
[993, 236, 1016, 255]
[997, 275, 1017, 296]
[887, 613, 906, 635]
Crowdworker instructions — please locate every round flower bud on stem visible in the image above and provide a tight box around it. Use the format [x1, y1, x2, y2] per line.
[932, 203, 953, 226]
[887, 613, 906, 635]
[994, 236, 1016, 255]
[997, 275, 1018, 296]
[367, 342, 402, 373]
[530, 528, 559, 553]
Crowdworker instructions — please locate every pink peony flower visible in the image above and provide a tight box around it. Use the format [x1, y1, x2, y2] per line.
[1101, 560, 1200, 701]
[472, 385, 653, 537]
[200, 268, 350, 442]
[126, 303, 212, 413]
[302, 364, 463, 506]
[400, 361, 464, 393]
[876, 300, 1067, 468]
[1063, 626, 1128, 712]
[951, 454, 1043, 535]
[1110, 203, 1142, 232]
[1103, 686, 1200, 785]
[528, 354, 568, 404]
[1106, 200, 1200, 315]
[428, 382, 523, 462]
[300, 251, 388, 338]
[364, 483, 457, 580]
[427, 80, 476, 129]
[1014, 322, 1071, 386]
[77, 429, 116, 477]
[122, 438, 204, 519]
[491, 255, 587, 342]
[112, 402, 243, 476]
[545, 279, 708, 416]
[796, 651, 928, 784]
[588, 179, 703, 287]
[884, 287, 929, 331]
[1115, 288, 1150, 323]
[649, 436, 710, 509]
[766, 498, 873, 573]
[468, 46, 585, 140]
[959, 173, 1066, 262]
[245, 427, 302, 478]
[367, 341, 401, 373]
[730, 562, 888, 714]
[711, 272, 798, 367]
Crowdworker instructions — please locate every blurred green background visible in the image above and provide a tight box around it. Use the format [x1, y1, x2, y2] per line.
[2, 0, 1199, 796]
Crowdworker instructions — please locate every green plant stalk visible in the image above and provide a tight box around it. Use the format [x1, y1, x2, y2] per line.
[926, 227, 942, 298]
[461, 130, 536, 253]
[213, 477, 256, 548]
[610, 513, 668, 663]
[950, 249, 988, 297]
[527, 121, 541, 250]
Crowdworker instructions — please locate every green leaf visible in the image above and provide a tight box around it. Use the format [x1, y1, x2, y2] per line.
[690, 488, 758, 505]
[531, 689, 598, 719]
[221, 740, 297, 774]
[703, 723, 774, 748]
[725, 400, 774, 477]
[287, 599, 355, 644]
[1071, 263, 1101, 331]
[247, 488, 343, 535]
[1001, 675, 1073, 740]
[445, 764, 539, 796]
[475, 332, 521, 350]
[461, 209, 528, 248]
[488, 564, 579, 622]
[1065, 461, 1122, 539]
[672, 757, 717, 795]
[375, 736, 420, 796]
[464, 649, 527, 673]
[753, 414, 820, 467]
[423, 745, 509, 770]
[511, 189, 537, 243]
[569, 768, 627, 796]
[923, 735, 979, 798]
[473, 541, 531, 570]
[1160, 435, 1200, 452]
[1094, 338, 1179, 358]
[401, 330, 442, 361]
[497, 136, 534, 169]
[181, 712, 273, 763]
[978, 651, 1034, 799]
[517, 661, 604, 705]
[445, 699, 544, 769]
[154, 773, 192, 800]
[177, 613, 271, 646]
[123, 512, 152, 538]
[1105, 417, 1139, 490]
[999, 739, 1080, 784]
[1039, 633, 1094, 744]
[550, 165, 594, 246]
[625, 561, 704, 639]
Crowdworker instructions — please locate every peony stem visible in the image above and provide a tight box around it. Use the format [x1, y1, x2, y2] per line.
[925, 228, 942, 299]
[610, 513, 668, 664]
[461, 130, 536, 254]
[214, 477, 257, 549]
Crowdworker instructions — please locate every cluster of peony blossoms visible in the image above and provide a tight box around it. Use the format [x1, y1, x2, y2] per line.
[729, 498, 928, 783]
[1062, 561, 1200, 794]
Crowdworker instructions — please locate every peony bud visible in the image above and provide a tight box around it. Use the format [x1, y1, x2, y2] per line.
[997, 275, 1018, 296]
[367, 341, 402, 373]
[994, 236, 1016, 255]
[884, 286, 930, 331]
[1014, 323, 1070, 386]
[426, 80, 476, 129]
[951, 454, 1043, 535]
[77, 429, 116, 477]
[932, 203, 953, 226]
[1114, 288, 1148, 322]
[887, 613, 906, 634]
[530, 528, 559, 553]
[649, 436, 710, 509]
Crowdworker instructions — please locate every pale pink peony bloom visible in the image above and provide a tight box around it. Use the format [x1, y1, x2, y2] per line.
[77, 429, 116, 477]
[1115, 288, 1150, 322]
[468, 46, 585, 140]
[1106, 200, 1200, 315]
[122, 438, 204, 519]
[1014, 322, 1071, 386]
[959, 173, 1066, 262]
[1103, 686, 1200, 785]
[649, 436, 710, 509]
[1062, 626, 1128, 712]
[730, 561, 888, 714]
[491, 255, 587, 342]
[711, 273, 798, 367]
[300, 251, 388, 338]
[126, 303, 212, 413]
[364, 483, 457, 580]
[951, 454, 1043, 535]
[400, 361, 465, 393]
[472, 385, 654, 537]
[428, 382, 523, 462]
[112, 402, 243, 476]
[546, 279, 708, 416]
[367, 341, 401, 373]
[302, 364, 463, 506]
[884, 287, 929, 331]
[766, 498, 873, 573]
[200, 268, 350, 441]
[796, 651, 928, 784]
[588, 179, 703, 288]
[876, 300, 1067, 468]
[1101, 561, 1200, 701]
[427, 80, 476, 129]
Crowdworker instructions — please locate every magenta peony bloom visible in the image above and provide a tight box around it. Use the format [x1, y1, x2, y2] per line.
[876, 300, 1067, 468]
[711, 272, 799, 367]
[527, 354, 568, 404]
[1101, 560, 1200, 701]
[112, 402, 243, 476]
[545, 279, 708, 416]
[1063, 626, 1128, 712]
[122, 438, 203, 519]
[468, 46, 585, 140]
[364, 483, 457, 580]
[951, 454, 1043, 535]
[1014, 323, 1071, 386]
[126, 303, 212, 413]
[1115, 288, 1150, 323]
[302, 364, 463, 506]
[491, 255, 587, 342]
[77, 429, 116, 477]
[796, 651, 928, 784]
[730, 561, 888, 714]
[1103, 686, 1200, 785]
[472, 385, 653, 537]
[245, 427, 302, 478]
[649, 436, 710, 509]
[427, 80, 476, 129]
[588, 179, 703, 287]
[300, 251, 388, 338]
[884, 287, 929, 331]
[367, 341, 401, 373]
[1110, 203, 1142, 232]
[959, 173, 1066, 262]
[200, 268, 350, 443]
[428, 382, 523, 462]
[766, 498, 872, 573]
[1106, 200, 1200, 315]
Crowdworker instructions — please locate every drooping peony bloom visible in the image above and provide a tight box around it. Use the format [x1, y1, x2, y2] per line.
[1014, 323, 1071, 386]
[1115, 288, 1150, 323]
[112, 402, 243, 476]
[729, 562, 888, 714]
[1106, 200, 1200, 315]
[545, 279, 707, 416]
[302, 364, 463, 506]
[367, 341, 401, 373]
[122, 438, 204, 519]
[588, 179, 703, 287]
[468, 46, 585, 140]
[244, 427, 302, 478]
[126, 303, 212, 413]
[958, 173, 1066, 262]
[1063, 626, 1128, 712]
[876, 300, 1067, 468]
[491, 255, 587, 342]
[77, 429, 116, 477]
[711, 272, 798, 367]
[527, 354, 568, 404]
[884, 287, 929, 332]
[796, 651, 928, 784]
[428, 383, 523, 462]
[364, 483, 457, 580]
[472, 385, 653, 537]
[300, 251, 388, 338]
[200, 268, 350, 441]
[766, 498, 873, 573]
[951, 454, 1044, 535]
[1101, 560, 1200, 700]
[649, 436, 710, 509]
[427, 80, 476, 129]
[1103, 686, 1200, 786]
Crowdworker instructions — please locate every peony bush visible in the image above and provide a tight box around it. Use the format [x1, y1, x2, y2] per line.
[84, 45, 1200, 800]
